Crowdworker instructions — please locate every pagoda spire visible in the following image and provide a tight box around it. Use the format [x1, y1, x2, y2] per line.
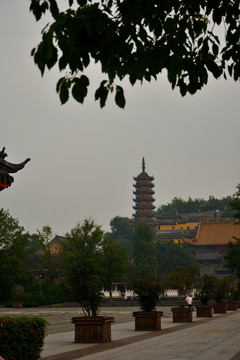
[142, 156, 145, 172]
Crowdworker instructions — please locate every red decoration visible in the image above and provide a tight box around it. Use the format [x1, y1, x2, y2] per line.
[0, 180, 8, 191]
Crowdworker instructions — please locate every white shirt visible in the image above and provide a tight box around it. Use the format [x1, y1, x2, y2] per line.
[186, 296, 193, 305]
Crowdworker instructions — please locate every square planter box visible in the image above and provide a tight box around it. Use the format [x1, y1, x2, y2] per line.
[196, 305, 213, 317]
[226, 301, 238, 311]
[132, 311, 163, 331]
[171, 307, 193, 323]
[71, 316, 114, 343]
[213, 303, 227, 314]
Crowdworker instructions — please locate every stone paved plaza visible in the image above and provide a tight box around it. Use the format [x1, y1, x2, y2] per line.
[1, 306, 240, 360]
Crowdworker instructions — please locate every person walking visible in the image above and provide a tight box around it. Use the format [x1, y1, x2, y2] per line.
[185, 292, 193, 308]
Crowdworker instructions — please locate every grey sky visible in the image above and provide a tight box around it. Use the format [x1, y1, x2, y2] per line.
[1, 0, 240, 236]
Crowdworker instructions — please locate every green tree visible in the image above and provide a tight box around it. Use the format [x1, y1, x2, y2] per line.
[61, 219, 106, 316]
[195, 274, 216, 305]
[0, 209, 32, 302]
[30, 0, 240, 108]
[102, 237, 131, 300]
[34, 225, 58, 285]
[107, 216, 133, 251]
[166, 266, 197, 306]
[132, 223, 156, 272]
[224, 240, 240, 278]
[224, 184, 240, 278]
[131, 269, 164, 311]
[155, 239, 199, 277]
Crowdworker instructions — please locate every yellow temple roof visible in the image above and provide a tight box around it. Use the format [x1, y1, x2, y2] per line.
[181, 217, 240, 246]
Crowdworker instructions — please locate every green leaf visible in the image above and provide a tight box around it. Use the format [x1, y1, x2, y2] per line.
[212, 43, 219, 57]
[56, 77, 65, 93]
[115, 86, 126, 109]
[59, 85, 69, 105]
[144, 71, 151, 82]
[59, 56, 68, 71]
[49, 0, 59, 19]
[80, 75, 90, 87]
[72, 84, 84, 103]
[34, 51, 45, 76]
[212, 8, 222, 25]
[71, 76, 89, 103]
[233, 62, 240, 81]
[30, 0, 48, 21]
[95, 84, 109, 108]
[77, 0, 88, 6]
[177, 79, 187, 97]
[206, 57, 221, 78]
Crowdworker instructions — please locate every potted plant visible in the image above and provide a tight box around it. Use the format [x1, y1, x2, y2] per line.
[166, 266, 197, 323]
[62, 220, 114, 343]
[195, 274, 216, 317]
[225, 275, 239, 311]
[12, 284, 24, 308]
[131, 269, 164, 330]
[213, 277, 228, 314]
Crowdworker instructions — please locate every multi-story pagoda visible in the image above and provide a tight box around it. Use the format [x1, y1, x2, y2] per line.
[133, 157, 155, 225]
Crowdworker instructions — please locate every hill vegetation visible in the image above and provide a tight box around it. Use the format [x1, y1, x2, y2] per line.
[156, 195, 233, 217]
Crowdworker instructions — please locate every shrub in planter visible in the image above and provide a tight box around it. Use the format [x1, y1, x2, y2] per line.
[213, 277, 229, 314]
[195, 274, 216, 306]
[166, 266, 197, 308]
[195, 274, 216, 317]
[213, 277, 229, 304]
[61, 220, 116, 342]
[224, 275, 239, 311]
[166, 266, 197, 322]
[131, 269, 164, 330]
[131, 269, 164, 312]
[0, 316, 47, 360]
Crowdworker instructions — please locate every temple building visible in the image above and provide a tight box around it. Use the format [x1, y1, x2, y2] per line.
[133, 157, 155, 225]
[181, 217, 240, 277]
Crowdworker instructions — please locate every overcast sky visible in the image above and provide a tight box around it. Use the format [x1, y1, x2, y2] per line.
[1, 0, 240, 236]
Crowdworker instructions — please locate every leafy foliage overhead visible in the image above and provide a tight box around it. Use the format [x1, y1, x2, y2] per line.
[30, 0, 240, 108]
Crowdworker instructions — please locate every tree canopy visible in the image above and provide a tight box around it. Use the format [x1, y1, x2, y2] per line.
[132, 223, 156, 272]
[156, 195, 233, 215]
[102, 236, 131, 299]
[107, 216, 133, 250]
[0, 209, 32, 302]
[30, 0, 240, 108]
[155, 239, 199, 276]
[62, 219, 105, 316]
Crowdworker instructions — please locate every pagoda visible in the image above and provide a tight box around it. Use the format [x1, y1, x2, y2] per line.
[0, 147, 30, 191]
[133, 157, 155, 225]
